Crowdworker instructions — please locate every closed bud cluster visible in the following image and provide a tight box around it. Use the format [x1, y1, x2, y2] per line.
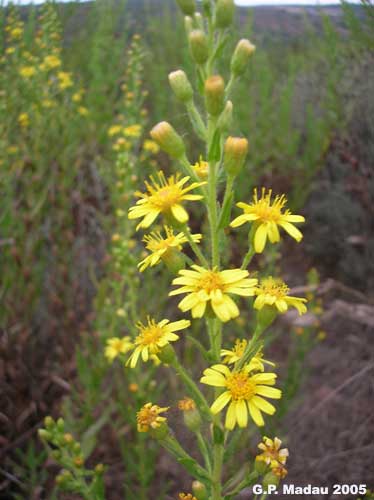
[224, 136, 249, 176]
[150, 121, 185, 159]
[176, 0, 196, 15]
[205, 75, 225, 116]
[178, 397, 202, 431]
[215, 0, 235, 29]
[189, 30, 209, 64]
[169, 70, 193, 103]
[231, 39, 256, 77]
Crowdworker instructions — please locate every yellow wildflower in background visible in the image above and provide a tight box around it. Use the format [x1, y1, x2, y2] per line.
[128, 171, 205, 230]
[170, 266, 257, 322]
[137, 403, 168, 432]
[143, 139, 160, 154]
[10, 27, 23, 39]
[108, 125, 123, 137]
[256, 436, 289, 477]
[193, 157, 209, 179]
[221, 340, 275, 371]
[127, 317, 190, 368]
[179, 494, 197, 500]
[201, 364, 281, 429]
[19, 66, 36, 78]
[6, 145, 18, 155]
[138, 226, 201, 272]
[113, 137, 130, 151]
[77, 106, 89, 116]
[123, 124, 142, 138]
[254, 277, 307, 315]
[105, 336, 133, 362]
[231, 188, 305, 253]
[41, 55, 61, 70]
[18, 113, 30, 128]
[57, 71, 73, 90]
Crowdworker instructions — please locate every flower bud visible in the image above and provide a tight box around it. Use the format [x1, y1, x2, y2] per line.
[179, 398, 202, 432]
[194, 12, 204, 30]
[217, 100, 233, 132]
[215, 0, 235, 29]
[44, 416, 54, 429]
[150, 121, 185, 159]
[263, 471, 280, 489]
[38, 429, 51, 441]
[223, 136, 248, 176]
[169, 70, 193, 103]
[255, 457, 269, 474]
[57, 418, 65, 431]
[184, 16, 194, 34]
[158, 344, 176, 364]
[192, 480, 208, 500]
[176, 0, 195, 16]
[189, 30, 209, 65]
[205, 75, 225, 116]
[231, 39, 256, 77]
[150, 421, 169, 440]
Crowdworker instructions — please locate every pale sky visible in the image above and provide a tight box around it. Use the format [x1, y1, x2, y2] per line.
[0, 0, 357, 6]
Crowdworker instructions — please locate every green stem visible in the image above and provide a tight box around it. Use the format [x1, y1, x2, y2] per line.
[182, 224, 209, 267]
[241, 246, 255, 270]
[186, 101, 207, 141]
[171, 357, 212, 419]
[211, 442, 224, 500]
[196, 430, 213, 474]
[236, 323, 264, 371]
[161, 434, 210, 481]
[225, 75, 236, 97]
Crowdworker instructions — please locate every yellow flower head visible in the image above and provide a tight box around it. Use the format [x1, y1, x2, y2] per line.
[77, 106, 89, 116]
[19, 66, 36, 78]
[105, 337, 133, 362]
[128, 171, 205, 230]
[10, 27, 23, 39]
[178, 397, 196, 412]
[193, 157, 209, 179]
[57, 71, 73, 90]
[41, 55, 61, 70]
[256, 436, 289, 477]
[127, 317, 190, 368]
[201, 363, 281, 429]
[170, 265, 257, 322]
[179, 494, 197, 500]
[221, 340, 275, 372]
[230, 188, 305, 253]
[254, 277, 307, 315]
[18, 113, 30, 128]
[113, 137, 130, 151]
[123, 124, 142, 138]
[108, 125, 123, 137]
[143, 139, 160, 154]
[138, 226, 201, 272]
[137, 402, 169, 433]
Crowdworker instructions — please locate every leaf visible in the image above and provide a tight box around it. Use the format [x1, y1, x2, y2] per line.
[218, 192, 234, 229]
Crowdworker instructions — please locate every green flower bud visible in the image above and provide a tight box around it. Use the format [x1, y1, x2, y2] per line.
[158, 344, 176, 364]
[179, 399, 202, 432]
[150, 121, 185, 159]
[189, 30, 209, 65]
[184, 16, 194, 34]
[223, 136, 248, 176]
[194, 12, 204, 30]
[162, 248, 186, 274]
[192, 480, 208, 500]
[256, 305, 277, 332]
[263, 471, 280, 489]
[205, 75, 225, 116]
[255, 457, 269, 474]
[56, 418, 65, 431]
[150, 421, 169, 440]
[176, 0, 195, 16]
[38, 429, 51, 441]
[95, 463, 105, 475]
[217, 100, 233, 132]
[44, 416, 54, 429]
[215, 0, 235, 29]
[231, 39, 256, 77]
[169, 70, 193, 103]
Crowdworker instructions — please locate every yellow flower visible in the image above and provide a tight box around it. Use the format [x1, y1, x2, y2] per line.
[123, 124, 142, 138]
[137, 402, 168, 432]
[221, 340, 275, 372]
[138, 226, 201, 272]
[42, 99, 56, 109]
[6, 145, 18, 155]
[105, 336, 133, 362]
[253, 277, 307, 315]
[18, 113, 30, 128]
[113, 137, 130, 151]
[178, 397, 196, 411]
[230, 188, 305, 253]
[143, 139, 160, 154]
[256, 436, 289, 477]
[108, 125, 123, 137]
[57, 71, 73, 90]
[41, 55, 61, 70]
[77, 106, 89, 116]
[193, 157, 209, 179]
[128, 171, 205, 230]
[179, 494, 197, 500]
[19, 66, 36, 78]
[127, 317, 190, 368]
[201, 364, 281, 429]
[169, 266, 257, 322]
[6, 47, 16, 55]
[72, 91, 83, 103]
[10, 27, 23, 39]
